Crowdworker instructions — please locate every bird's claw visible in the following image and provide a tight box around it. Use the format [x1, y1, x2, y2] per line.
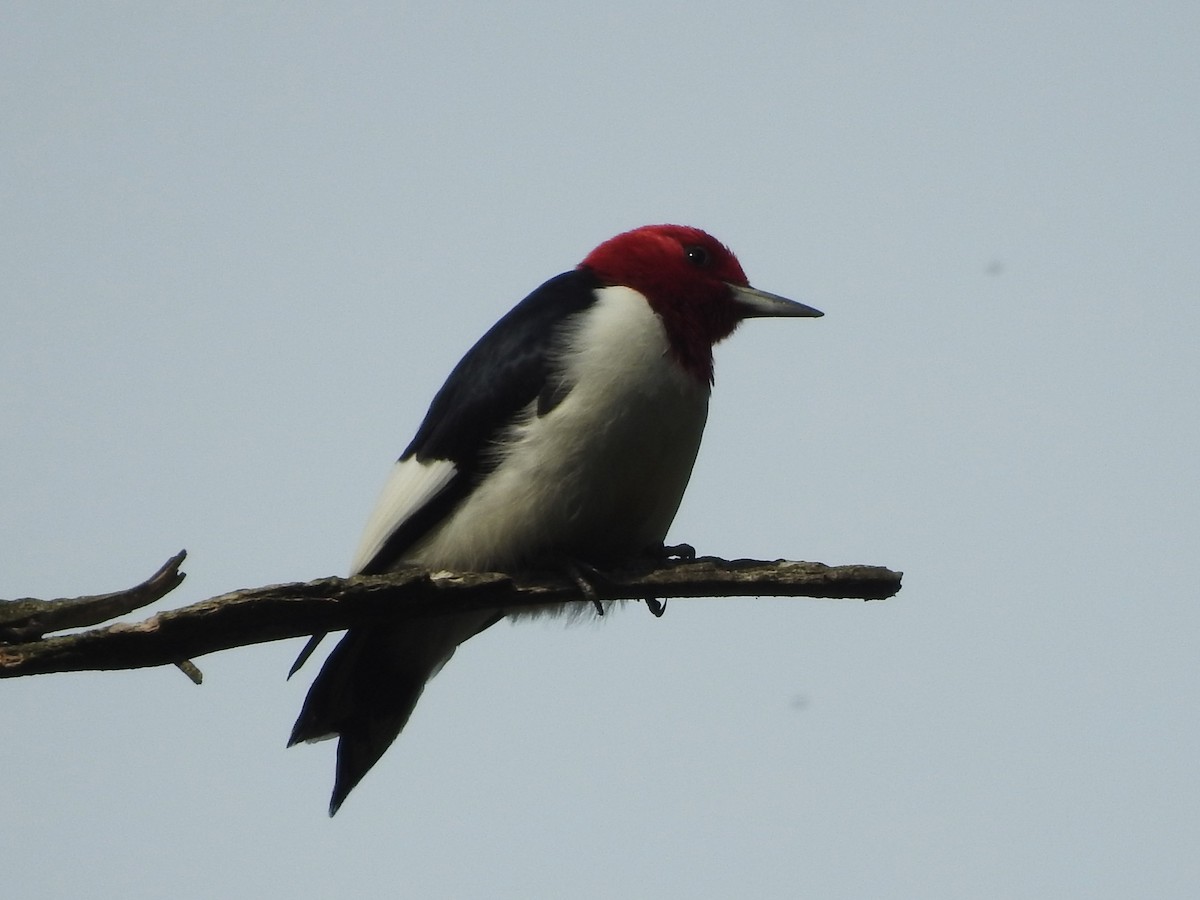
[563, 557, 671, 617]
[562, 559, 606, 615]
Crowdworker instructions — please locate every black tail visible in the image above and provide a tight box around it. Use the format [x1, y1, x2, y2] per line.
[289, 612, 503, 815]
[289, 627, 440, 816]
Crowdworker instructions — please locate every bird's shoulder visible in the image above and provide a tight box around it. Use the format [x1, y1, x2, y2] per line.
[403, 267, 603, 465]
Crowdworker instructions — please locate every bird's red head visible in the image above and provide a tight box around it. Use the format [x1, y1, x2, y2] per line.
[580, 224, 806, 383]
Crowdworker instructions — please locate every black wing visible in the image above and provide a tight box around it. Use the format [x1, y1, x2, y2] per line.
[357, 268, 601, 575]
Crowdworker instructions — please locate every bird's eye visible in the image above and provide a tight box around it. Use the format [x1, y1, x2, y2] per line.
[684, 245, 711, 267]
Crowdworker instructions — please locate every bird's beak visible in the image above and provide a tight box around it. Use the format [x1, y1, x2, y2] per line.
[729, 284, 823, 319]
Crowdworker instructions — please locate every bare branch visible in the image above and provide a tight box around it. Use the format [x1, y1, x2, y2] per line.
[0, 551, 187, 642]
[0, 554, 901, 680]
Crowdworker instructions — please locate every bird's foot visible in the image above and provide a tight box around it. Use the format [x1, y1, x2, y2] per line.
[561, 551, 681, 618]
[561, 559, 608, 615]
[637, 544, 690, 617]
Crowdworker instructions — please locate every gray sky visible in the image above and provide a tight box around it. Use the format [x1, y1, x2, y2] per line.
[3, 2, 1197, 897]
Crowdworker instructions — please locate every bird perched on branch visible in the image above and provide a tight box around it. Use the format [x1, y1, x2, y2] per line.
[288, 224, 822, 814]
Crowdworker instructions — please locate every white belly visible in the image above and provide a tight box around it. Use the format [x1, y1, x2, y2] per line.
[408, 286, 710, 572]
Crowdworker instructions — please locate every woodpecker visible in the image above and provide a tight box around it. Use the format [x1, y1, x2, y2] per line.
[289, 224, 822, 814]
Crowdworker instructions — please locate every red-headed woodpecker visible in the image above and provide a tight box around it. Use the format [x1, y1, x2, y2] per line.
[289, 224, 822, 814]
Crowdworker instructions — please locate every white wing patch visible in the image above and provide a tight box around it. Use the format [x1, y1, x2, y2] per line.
[349, 457, 458, 575]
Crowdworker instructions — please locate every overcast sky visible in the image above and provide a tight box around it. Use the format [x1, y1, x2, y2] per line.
[3, 3, 1198, 898]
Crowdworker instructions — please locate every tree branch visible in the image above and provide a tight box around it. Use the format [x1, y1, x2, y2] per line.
[0, 552, 901, 681]
[0, 551, 187, 643]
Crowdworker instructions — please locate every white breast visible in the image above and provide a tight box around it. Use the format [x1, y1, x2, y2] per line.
[406, 285, 710, 572]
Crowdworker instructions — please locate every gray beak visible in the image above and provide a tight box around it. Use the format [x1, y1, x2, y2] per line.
[728, 284, 823, 318]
